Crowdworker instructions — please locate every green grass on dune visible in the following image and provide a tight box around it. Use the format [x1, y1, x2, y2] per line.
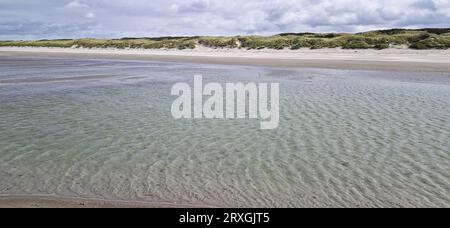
[198, 37, 239, 48]
[1, 28, 449, 50]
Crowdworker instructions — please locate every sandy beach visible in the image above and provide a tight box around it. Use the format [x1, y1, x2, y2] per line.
[1, 47, 450, 72]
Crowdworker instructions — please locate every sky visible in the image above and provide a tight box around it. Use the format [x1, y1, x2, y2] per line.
[1, 0, 450, 40]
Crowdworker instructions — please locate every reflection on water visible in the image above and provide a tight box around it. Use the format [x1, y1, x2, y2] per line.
[0, 56, 449, 207]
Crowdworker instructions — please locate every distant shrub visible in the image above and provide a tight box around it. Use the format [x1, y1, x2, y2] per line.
[410, 37, 450, 49]
[374, 43, 390, 50]
[244, 36, 308, 50]
[367, 29, 409, 35]
[422, 28, 450, 35]
[176, 41, 196, 49]
[343, 40, 371, 49]
[290, 44, 301, 50]
[199, 37, 238, 48]
[406, 33, 431, 43]
[313, 33, 342, 39]
[277, 32, 315, 37]
[142, 42, 164, 49]
[74, 39, 109, 48]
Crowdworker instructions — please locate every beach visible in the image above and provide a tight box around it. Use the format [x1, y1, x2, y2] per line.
[1, 47, 450, 72]
[0, 47, 449, 208]
[0, 196, 213, 208]
[0, 196, 143, 208]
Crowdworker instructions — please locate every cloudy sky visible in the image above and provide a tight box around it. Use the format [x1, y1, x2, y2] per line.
[1, 0, 450, 40]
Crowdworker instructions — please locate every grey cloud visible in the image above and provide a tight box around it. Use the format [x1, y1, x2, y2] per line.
[0, 0, 449, 40]
[413, 0, 437, 10]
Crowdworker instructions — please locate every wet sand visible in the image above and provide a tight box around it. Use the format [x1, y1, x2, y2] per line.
[1, 47, 450, 72]
[0, 196, 212, 208]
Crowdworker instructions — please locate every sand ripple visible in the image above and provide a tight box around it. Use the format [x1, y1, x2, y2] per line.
[0, 57, 449, 207]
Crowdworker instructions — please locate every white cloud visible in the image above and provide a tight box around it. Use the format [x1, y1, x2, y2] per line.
[85, 12, 95, 19]
[66, 0, 89, 9]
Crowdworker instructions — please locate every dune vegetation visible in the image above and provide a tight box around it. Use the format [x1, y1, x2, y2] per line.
[1, 28, 449, 50]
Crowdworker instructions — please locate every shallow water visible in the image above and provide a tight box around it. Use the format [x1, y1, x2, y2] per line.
[0, 56, 449, 207]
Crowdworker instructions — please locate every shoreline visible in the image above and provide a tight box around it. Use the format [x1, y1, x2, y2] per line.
[0, 195, 215, 208]
[1, 47, 450, 72]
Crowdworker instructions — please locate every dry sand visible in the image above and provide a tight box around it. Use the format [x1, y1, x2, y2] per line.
[1, 46, 450, 72]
